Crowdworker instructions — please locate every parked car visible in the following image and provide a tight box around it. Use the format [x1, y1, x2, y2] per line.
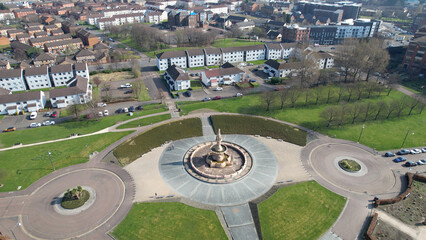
[215, 87, 223, 91]
[248, 63, 254, 66]
[97, 112, 103, 117]
[43, 112, 51, 117]
[417, 160, 426, 165]
[120, 83, 132, 88]
[249, 79, 256, 82]
[124, 90, 133, 94]
[397, 149, 410, 155]
[123, 108, 129, 113]
[128, 112, 133, 116]
[116, 108, 123, 114]
[42, 120, 55, 126]
[404, 161, 417, 167]
[29, 122, 41, 128]
[410, 149, 421, 154]
[422, 147, 426, 153]
[384, 152, 395, 157]
[3, 127, 16, 132]
[86, 113, 92, 119]
[29, 112, 37, 120]
[202, 97, 211, 102]
[129, 106, 135, 112]
[136, 105, 144, 111]
[104, 110, 109, 116]
[51, 111, 58, 118]
[97, 102, 107, 107]
[213, 96, 222, 100]
[393, 157, 407, 163]
[235, 93, 243, 97]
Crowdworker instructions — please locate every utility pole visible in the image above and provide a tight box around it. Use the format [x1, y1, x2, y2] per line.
[401, 130, 414, 149]
[47, 151, 55, 171]
[357, 124, 365, 143]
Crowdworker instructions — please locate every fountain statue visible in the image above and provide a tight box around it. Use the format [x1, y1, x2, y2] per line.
[206, 129, 233, 168]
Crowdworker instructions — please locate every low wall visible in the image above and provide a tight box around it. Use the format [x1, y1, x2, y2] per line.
[364, 212, 378, 240]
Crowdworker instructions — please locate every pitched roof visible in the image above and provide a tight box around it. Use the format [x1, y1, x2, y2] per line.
[45, 38, 82, 48]
[221, 62, 235, 68]
[235, 21, 255, 27]
[74, 63, 87, 71]
[0, 68, 22, 79]
[204, 47, 221, 55]
[35, 52, 55, 61]
[25, 66, 48, 76]
[76, 49, 95, 58]
[50, 64, 73, 74]
[0, 87, 11, 95]
[204, 67, 243, 78]
[265, 59, 302, 70]
[30, 34, 72, 44]
[280, 42, 298, 49]
[50, 76, 89, 98]
[166, 65, 189, 81]
[186, 49, 204, 56]
[265, 43, 282, 50]
[93, 42, 109, 51]
[157, 50, 187, 59]
[0, 91, 42, 105]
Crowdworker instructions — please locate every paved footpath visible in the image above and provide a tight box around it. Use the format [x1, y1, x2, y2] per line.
[220, 204, 258, 240]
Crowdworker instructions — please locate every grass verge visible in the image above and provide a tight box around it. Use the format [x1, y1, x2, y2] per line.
[113, 118, 202, 165]
[116, 113, 171, 129]
[210, 115, 307, 146]
[0, 105, 167, 148]
[258, 181, 346, 240]
[111, 202, 227, 240]
[0, 132, 131, 192]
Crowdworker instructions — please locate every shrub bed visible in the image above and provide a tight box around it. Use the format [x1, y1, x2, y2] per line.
[61, 189, 90, 209]
[113, 118, 202, 165]
[338, 159, 361, 172]
[210, 115, 307, 146]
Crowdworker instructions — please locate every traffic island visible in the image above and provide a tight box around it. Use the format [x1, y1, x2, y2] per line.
[338, 159, 361, 172]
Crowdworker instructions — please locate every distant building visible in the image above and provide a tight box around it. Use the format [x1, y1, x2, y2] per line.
[263, 60, 302, 77]
[403, 36, 426, 74]
[282, 25, 310, 43]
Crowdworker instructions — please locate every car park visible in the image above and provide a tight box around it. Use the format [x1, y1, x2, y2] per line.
[29, 122, 41, 128]
[410, 149, 421, 154]
[404, 161, 417, 167]
[129, 106, 135, 112]
[51, 111, 58, 118]
[384, 152, 395, 157]
[397, 149, 410, 155]
[136, 105, 144, 111]
[417, 160, 426, 165]
[213, 96, 222, 100]
[104, 110, 109, 116]
[202, 97, 211, 102]
[3, 127, 16, 132]
[394, 157, 407, 162]
[29, 112, 37, 120]
[215, 87, 223, 91]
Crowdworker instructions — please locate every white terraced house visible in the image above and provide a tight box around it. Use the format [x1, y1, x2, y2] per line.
[49, 76, 92, 108]
[280, 42, 298, 59]
[156, 51, 188, 71]
[0, 90, 46, 115]
[221, 47, 244, 63]
[201, 66, 244, 87]
[74, 63, 90, 80]
[24, 66, 51, 90]
[264, 59, 302, 78]
[164, 65, 190, 91]
[309, 52, 335, 69]
[265, 43, 283, 60]
[50, 64, 74, 87]
[186, 49, 205, 68]
[244, 45, 266, 61]
[0, 68, 26, 92]
[204, 48, 222, 66]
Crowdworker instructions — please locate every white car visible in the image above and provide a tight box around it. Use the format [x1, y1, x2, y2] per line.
[417, 160, 426, 165]
[421, 147, 426, 153]
[120, 83, 132, 88]
[123, 108, 129, 113]
[97, 112, 103, 117]
[215, 87, 223, 91]
[104, 109, 109, 116]
[97, 102, 107, 107]
[42, 120, 55, 126]
[235, 93, 243, 97]
[29, 122, 41, 128]
[29, 112, 37, 120]
[410, 149, 421, 154]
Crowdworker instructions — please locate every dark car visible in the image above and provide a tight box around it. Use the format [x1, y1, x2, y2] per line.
[136, 105, 144, 111]
[129, 106, 135, 112]
[185, 90, 192, 97]
[213, 96, 222, 100]
[397, 149, 410, 155]
[384, 152, 395, 157]
[124, 90, 133, 94]
[116, 108, 123, 114]
[404, 161, 417, 167]
[51, 111, 58, 118]
[249, 79, 257, 82]
[393, 157, 407, 163]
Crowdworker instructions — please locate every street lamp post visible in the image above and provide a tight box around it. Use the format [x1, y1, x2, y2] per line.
[10, 222, 21, 240]
[401, 130, 414, 148]
[47, 151, 55, 171]
[357, 124, 365, 143]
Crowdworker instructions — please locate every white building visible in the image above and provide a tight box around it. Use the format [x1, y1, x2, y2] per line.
[244, 45, 266, 62]
[280, 42, 297, 59]
[0, 68, 26, 92]
[265, 43, 283, 60]
[264, 59, 302, 77]
[204, 48, 222, 66]
[74, 63, 90, 80]
[156, 51, 188, 71]
[145, 11, 166, 23]
[49, 76, 92, 108]
[86, 13, 104, 25]
[208, 5, 228, 14]
[97, 17, 119, 30]
[310, 52, 335, 69]
[24, 66, 51, 90]
[164, 65, 190, 91]
[221, 47, 244, 63]
[0, 10, 15, 21]
[186, 49, 205, 68]
[201, 67, 244, 87]
[50, 64, 74, 87]
[0, 90, 46, 115]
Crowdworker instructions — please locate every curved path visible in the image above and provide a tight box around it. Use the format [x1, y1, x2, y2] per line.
[0, 110, 421, 240]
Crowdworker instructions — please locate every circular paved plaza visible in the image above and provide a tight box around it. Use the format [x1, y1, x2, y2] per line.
[20, 169, 125, 239]
[159, 134, 278, 206]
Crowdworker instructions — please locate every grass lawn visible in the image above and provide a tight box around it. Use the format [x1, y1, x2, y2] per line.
[0, 115, 3, 120]
[134, 79, 151, 101]
[113, 118, 202, 165]
[0, 132, 130, 192]
[91, 72, 134, 82]
[258, 181, 346, 240]
[210, 115, 307, 146]
[0, 105, 167, 148]
[111, 202, 227, 240]
[190, 80, 203, 90]
[207, 65, 220, 69]
[190, 66, 206, 70]
[212, 38, 264, 48]
[177, 89, 426, 150]
[247, 60, 267, 65]
[116, 113, 171, 129]
[400, 78, 426, 95]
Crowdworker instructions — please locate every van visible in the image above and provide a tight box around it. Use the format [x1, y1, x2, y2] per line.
[29, 112, 37, 120]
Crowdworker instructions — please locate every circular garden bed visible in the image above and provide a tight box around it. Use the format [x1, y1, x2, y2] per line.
[338, 159, 361, 172]
[61, 188, 90, 209]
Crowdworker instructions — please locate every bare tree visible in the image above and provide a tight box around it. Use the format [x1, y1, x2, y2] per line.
[132, 79, 144, 100]
[346, 84, 354, 102]
[405, 97, 420, 116]
[337, 84, 345, 102]
[337, 103, 349, 126]
[278, 89, 289, 110]
[385, 73, 399, 96]
[348, 103, 363, 124]
[261, 92, 275, 111]
[288, 87, 300, 108]
[362, 102, 375, 122]
[92, 77, 102, 88]
[320, 106, 339, 127]
[326, 86, 335, 103]
[361, 39, 390, 82]
[336, 39, 358, 83]
[313, 86, 324, 105]
[132, 61, 141, 78]
[353, 82, 365, 100]
[374, 100, 388, 120]
[417, 102, 425, 114]
[69, 104, 84, 120]
[304, 88, 311, 106]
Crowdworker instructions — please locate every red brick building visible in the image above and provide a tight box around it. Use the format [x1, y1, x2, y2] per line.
[13, 9, 37, 18]
[281, 25, 310, 43]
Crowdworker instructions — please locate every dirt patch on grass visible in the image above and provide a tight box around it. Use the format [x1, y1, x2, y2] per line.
[378, 180, 426, 226]
[92, 72, 134, 82]
[372, 219, 413, 240]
